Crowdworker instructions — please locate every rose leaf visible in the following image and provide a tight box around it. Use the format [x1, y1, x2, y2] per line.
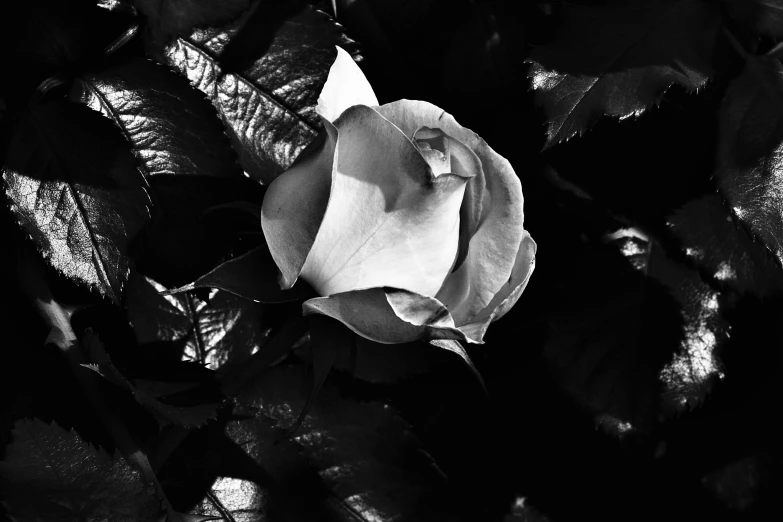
[0, 418, 164, 521]
[81, 329, 221, 428]
[528, 0, 720, 148]
[2, 100, 151, 304]
[714, 55, 783, 271]
[192, 363, 458, 521]
[726, 0, 783, 39]
[667, 194, 783, 298]
[159, 3, 360, 183]
[70, 57, 259, 287]
[126, 272, 271, 375]
[166, 245, 315, 303]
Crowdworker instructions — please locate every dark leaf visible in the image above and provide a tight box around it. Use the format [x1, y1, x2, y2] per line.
[715, 55, 783, 270]
[160, 4, 359, 183]
[71, 57, 254, 286]
[668, 194, 783, 297]
[528, 0, 720, 148]
[0, 418, 164, 521]
[2, 101, 151, 303]
[644, 235, 728, 414]
[126, 272, 269, 374]
[167, 245, 314, 303]
[726, 0, 783, 39]
[82, 330, 221, 428]
[702, 454, 769, 511]
[136, 0, 250, 44]
[195, 363, 455, 521]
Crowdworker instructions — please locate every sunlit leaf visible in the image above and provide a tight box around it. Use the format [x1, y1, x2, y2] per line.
[70, 56, 254, 287]
[126, 272, 269, 374]
[668, 194, 783, 297]
[160, 4, 359, 183]
[714, 55, 783, 271]
[2, 101, 151, 303]
[528, 0, 720, 148]
[72, 57, 242, 180]
[193, 363, 455, 520]
[726, 0, 783, 39]
[82, 330, 221, 427]
[0, 418, 164, 521]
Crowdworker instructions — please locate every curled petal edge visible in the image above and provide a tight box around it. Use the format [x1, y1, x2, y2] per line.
[458, 232, 537, 343]
[302, 287, 473, 345]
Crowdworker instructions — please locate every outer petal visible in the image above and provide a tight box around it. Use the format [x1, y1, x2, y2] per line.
[458, 232, 537, 342]
[302, 287, 469, 344]
[316, 46, 379, 123]
[261, 120, 338, 289]
[299, 105, 469, 297]
[375, 100, 528, 324]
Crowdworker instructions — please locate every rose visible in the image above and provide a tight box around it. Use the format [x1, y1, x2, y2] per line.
[261, 47, 536, 345]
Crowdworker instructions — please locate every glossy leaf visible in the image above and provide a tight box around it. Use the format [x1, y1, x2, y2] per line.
[715, 55, 783, 270]
[71, 57, 243, 180]
[668, 194, 783, 297]
[0, 418, 164, 521]
[2, 101, 151, 303]
[528, 0, 720, 147]
[126, 272, 269, 374]
[726, 0, 783, 39]
[82, 330, 221, 428]
[195, 363, 456, 521]
[161, 4, 359, 183]
[71, 56, 253, 286]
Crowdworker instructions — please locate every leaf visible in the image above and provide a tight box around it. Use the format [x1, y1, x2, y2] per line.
[71, 56, 255, 286]
[0, 418, 164, 521]
[126, 272, 270, 374]
[136, 0, 250, 44]
[528, 0, 720, 148]
[714, 55, 783, 271]
[726, 0, 783, 39]
[82, 330, 221, 428]
[161, 4, 360, 183]
[195, 363, 457, 521]
[71, 57, 243, 180]
[668, 194, 783, 297]
[167, 245, 315, 303]
[2, 101, 151, 303]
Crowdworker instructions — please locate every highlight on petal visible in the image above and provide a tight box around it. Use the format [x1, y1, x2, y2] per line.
[375, 100, 528, 325]
[299, 105, 469, 297]
[316, 46, 379, 123]
[458, 232, 537, 342]
[302, 287, 468, 344]
[261, 121, 338, 289]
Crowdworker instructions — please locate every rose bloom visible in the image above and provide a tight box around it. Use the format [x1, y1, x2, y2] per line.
[261, 47, 535, 345]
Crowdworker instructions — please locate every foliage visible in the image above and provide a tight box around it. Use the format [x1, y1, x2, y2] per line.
[1, 0, 782, 520]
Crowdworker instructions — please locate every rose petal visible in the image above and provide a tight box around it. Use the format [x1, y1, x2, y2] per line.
[316, 46, 379, 123]
[261, 120, 338, 289]
[458, 232, 537, 342]
[302, 287, 468, 344]
[375, 100, 528, 324]
[299, 105, 469, 297]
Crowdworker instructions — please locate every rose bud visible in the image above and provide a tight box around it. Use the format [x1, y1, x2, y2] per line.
[261, 47, 536, 344]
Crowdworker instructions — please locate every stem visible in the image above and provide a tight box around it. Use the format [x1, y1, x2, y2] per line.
[722, 26, 749, 62]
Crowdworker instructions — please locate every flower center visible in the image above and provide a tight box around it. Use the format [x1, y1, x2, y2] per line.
[414, 127, 451, 176]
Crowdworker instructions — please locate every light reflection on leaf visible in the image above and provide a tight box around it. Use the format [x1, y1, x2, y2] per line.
[126, 272, 268, 374]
